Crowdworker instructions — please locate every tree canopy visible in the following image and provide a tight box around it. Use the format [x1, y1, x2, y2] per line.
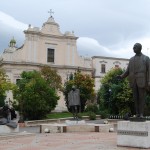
[13, 70, 59, 120]
[41, 66, 62, 91]
[63, 71, 96, 112]
[0, 69, 16, 107]
[98, 68, 134, 115]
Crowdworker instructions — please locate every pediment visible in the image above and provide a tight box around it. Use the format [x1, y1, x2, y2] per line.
[41, 17, 62, 36]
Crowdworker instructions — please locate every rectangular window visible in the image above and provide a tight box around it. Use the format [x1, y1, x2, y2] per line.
[47, 48, 54, 63]
[16, 79, 20, 84]
[101, 64, 106, 73]
[115, 65, 119, 68]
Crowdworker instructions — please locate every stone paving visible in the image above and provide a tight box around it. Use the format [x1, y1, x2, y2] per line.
[0, 131, 149, 150]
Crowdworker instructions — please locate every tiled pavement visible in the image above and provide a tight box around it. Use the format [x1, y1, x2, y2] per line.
[0, 131, 149, 150]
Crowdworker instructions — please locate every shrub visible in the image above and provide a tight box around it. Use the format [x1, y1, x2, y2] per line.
[99, 110, 108, 119]
[77, 113, 83, 119]
[88, 111, 96, 120]
[85, 103, 98, 114]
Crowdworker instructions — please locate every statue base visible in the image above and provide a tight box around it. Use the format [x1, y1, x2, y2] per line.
[117, 121, 150, 148]
[130, 117, 146, 122]
[65, 120, 86, 125]
[0, 125, 19, 134]
[40, 122, 114, 133]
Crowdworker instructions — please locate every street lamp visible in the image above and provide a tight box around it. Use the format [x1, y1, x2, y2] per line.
[109, 89, 112, 93]
[147, 48, 150, 56]
[108, 88, 112, 111]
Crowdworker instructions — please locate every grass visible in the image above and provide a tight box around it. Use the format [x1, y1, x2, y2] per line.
[46, 112, 72, 119]
[46, 112, 89, 119]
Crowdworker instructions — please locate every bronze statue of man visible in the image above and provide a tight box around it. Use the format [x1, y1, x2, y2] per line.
[119, 43, 150, 118]
[68, 85, 81, 119]
[0, 104, 17, 128]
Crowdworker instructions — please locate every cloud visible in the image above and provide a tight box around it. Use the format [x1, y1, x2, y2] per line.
[77, 37, 134, 58]
[0, 11, 28, 30]
[1, 7, 150, 59]
[77, 37, 114, 57]
[0, 11, 27, 53]
[106, 36, 150, 59]
[77, 36, 150, 59]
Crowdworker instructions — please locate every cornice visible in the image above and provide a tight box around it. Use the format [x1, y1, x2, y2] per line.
[92, 56, 129, 61]
[0, 61, 92, 71]
[24, 30, 78, 40]
[99, 60, 107, 63]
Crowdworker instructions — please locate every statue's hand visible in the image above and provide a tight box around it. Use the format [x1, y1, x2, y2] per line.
[146, 82, 150, 92]
[116, 75, 122, 80]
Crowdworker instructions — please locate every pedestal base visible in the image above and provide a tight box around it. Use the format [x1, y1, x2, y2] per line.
[40, 122, 114, 133]
[65, 120, 86, 125]
[130, 117, 146, 122]
[117, 121, 150, 148]
[0, 125, 19, 134]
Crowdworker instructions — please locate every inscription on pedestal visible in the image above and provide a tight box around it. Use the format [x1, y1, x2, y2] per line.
[130, 117, 146, 122]
[117, 121, 150, 148]
[118, 130, 148, 136]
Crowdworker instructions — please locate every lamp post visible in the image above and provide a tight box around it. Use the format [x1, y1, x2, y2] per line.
[147, 48, 150, 56]
[18, 97, 24, 123]
[109, 88, 112, 111]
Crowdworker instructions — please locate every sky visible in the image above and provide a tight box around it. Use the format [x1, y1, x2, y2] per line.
[1, 0, 150, 58]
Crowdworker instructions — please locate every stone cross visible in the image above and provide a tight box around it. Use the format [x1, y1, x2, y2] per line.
[48, 9, 54, 17]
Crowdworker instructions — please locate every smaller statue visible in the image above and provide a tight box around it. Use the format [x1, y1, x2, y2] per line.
[68, 85, 81, 120]
[0, 104, 17, 128]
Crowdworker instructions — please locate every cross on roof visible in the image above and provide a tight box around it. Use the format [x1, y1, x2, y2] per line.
[48, 9, 54, 17]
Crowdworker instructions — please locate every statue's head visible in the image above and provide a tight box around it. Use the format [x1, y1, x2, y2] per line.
[72, 85, 76, 91]
[0, 104, 9, 118]
[133, 43, 142, 54]
[3, 104, 9, 110]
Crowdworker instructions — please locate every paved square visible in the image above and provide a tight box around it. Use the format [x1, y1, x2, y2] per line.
[0, 132, 148, 150]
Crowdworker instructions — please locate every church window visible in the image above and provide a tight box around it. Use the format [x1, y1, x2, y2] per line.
[47, 48, 54, 63]
[101, 64, 106, 73]
[16, 79, 20, 84]
[115, 65, 119, 68]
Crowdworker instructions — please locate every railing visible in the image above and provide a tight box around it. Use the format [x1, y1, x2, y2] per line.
[24, 115, 101, 127]
[109, 115, 150, 120]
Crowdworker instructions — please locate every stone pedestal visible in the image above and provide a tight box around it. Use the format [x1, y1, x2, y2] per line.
[117, 121, 150, 149]
[0, 125, 19, 134]
[40, 122, 114, 133]
[65, 120, 86, 125]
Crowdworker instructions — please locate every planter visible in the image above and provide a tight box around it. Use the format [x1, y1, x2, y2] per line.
[18, 122, 25, 127]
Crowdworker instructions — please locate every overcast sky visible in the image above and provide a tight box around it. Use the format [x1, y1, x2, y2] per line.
[1, 0, 150, 58]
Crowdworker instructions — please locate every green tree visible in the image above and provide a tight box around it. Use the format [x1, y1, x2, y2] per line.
[0, 69, 16, 107]
[13, 70, 59, 120]
[40, 66, 62, 91]
[98, 68, 134, 115]
[63, 71, 95, 112]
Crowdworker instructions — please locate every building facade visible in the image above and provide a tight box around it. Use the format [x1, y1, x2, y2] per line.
[0, 16, 129, 111]
[0, 16, 92, 111]
[92, 56, 129, 91]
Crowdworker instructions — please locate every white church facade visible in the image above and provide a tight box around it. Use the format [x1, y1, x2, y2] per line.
[0, 15, 129, 111]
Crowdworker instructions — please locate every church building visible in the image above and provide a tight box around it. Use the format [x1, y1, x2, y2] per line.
[0, 14, 129, 111]
[0, 15, 93, 111]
